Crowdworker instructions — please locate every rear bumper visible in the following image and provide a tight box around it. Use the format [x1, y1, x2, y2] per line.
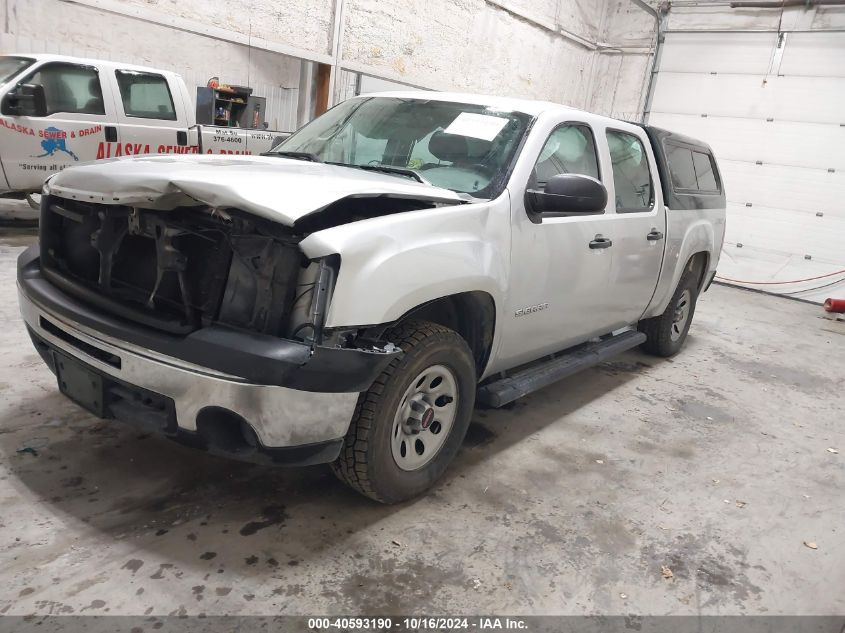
[16, 245, 399, 464]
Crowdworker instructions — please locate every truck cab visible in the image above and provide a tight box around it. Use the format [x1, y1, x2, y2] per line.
[16, 91, 726, 503]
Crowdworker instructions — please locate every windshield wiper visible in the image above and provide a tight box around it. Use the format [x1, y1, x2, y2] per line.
[328, 162, 430, 185]
[261, 151, 323, 163]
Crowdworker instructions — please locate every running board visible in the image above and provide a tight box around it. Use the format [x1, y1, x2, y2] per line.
[476, 330, 647, 408]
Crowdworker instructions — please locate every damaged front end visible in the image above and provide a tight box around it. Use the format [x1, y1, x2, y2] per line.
[26, 194, 401, 391]
[42, 198, 302, 337]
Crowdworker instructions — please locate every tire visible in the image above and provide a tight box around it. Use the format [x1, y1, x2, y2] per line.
[638, 268, 699, 357]
[331, 319, 477, 504]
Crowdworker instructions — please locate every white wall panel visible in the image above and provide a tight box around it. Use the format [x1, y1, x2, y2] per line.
[118, 0, 335, 57]
[725, 203, 845, 266]
[589, 52, 651, 120]
[658, 32, 776, 74]
[665, 7, 783, 32]
[651, 30, 845, 303]
[664, 4, 845, 32]
[342, 0, 596, 106]
[652, 73, 845, 124]
[648, 113, 845, 172]
[780, 33, 845, 78]
[718, 160, 845, 218]
[810, 6, 845, 30]
[718, 240, 844, 304]
[722, 202, 845, 304]
[602, 0, 656, 47]
[504, 0, 606, 41]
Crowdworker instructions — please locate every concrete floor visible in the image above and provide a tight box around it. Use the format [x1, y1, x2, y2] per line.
[1, 228, 843, 617]
[0, 198, 39, 224]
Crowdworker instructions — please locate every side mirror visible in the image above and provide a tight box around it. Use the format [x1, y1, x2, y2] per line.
[1, 84, 47, 117]
[526, 173, 608, 217]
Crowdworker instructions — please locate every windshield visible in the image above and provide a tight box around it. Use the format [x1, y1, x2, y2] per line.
[270, 97, 532, 199]
[0, 56, 35, 85]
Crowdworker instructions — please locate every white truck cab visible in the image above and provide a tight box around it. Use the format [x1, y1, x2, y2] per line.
[0, 53, 288, 195]
[17, 91, 726, 503]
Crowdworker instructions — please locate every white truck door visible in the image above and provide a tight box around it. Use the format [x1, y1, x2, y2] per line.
[109, 69, 195, 158]
[0, 60, 117, 192]
[497, 122, 622, 369]
[601, 128, 667, 324]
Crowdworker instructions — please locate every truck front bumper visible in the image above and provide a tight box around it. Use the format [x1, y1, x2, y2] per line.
[17, 246, 398, 466]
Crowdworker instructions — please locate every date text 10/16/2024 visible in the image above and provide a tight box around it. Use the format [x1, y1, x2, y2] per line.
[307, 617, 528, 630]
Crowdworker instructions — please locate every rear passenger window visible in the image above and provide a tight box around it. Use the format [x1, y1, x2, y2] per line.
[115, 70, 176, 120]
[666, 144, 697, 190]
[606, 130, 653, 213]
[531, 124, 600, 187]
[693, 151, 718, 192]
[665, 142, 720, 193]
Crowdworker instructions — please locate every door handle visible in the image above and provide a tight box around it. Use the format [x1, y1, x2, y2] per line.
[589, 235, 613, 249]
[104, 125, 117, 143]
[646, 229, 664, 241]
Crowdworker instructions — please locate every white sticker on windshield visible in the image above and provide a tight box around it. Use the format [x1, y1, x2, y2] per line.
[443, 112, 509, 142]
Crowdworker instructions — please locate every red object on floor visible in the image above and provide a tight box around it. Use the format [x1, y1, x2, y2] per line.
[824, 298, 845, 313]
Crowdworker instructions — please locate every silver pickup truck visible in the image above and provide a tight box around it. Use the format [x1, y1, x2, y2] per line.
[17, 92, 726, 503]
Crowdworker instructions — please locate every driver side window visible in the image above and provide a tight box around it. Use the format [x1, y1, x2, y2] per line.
[531, 124, 600, 188]
[20, 63, 105, 116]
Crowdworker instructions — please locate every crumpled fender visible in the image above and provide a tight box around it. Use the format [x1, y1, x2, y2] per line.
[300, 195, 511, 330]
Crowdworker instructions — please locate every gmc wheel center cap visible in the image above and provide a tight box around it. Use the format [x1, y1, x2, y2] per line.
[421, 408, 435, 429]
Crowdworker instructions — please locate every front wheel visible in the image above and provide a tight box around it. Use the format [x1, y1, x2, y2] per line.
[331, 320, 477, 503]
[638, 269, 699, 357]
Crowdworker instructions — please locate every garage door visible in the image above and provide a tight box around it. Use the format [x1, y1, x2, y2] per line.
[648, 32, 845, 304]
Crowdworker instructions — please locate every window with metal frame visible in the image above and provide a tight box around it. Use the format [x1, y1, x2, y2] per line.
[0, 56, 34, 85]
[664, 141, 721, 195]
[20, 62, 105, 116]
[606, 129, 654, 213]
[115, 70, 176, 121]
[665, 143, 698, 191]
[692, 150, 719, 193]
[531, 123, 601, 189]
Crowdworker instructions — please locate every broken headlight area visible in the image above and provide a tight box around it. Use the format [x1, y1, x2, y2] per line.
[39, 196, 333, 342]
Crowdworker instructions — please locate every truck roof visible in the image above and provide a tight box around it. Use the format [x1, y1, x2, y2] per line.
[361, 90, 591, 118]
[363, 91, 718, 152]
[4, 52, 178, 76]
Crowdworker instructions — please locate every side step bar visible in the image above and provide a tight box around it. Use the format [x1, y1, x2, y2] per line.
[476, 330, 647, 408]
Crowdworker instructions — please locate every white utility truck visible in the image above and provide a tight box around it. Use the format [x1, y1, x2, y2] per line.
[18, 92, 726, 503]
[0, 54, 288, 197]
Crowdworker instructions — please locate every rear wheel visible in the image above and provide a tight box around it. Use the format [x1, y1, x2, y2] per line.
[639, 269, 699, 357]
[331, 320, 476, 503]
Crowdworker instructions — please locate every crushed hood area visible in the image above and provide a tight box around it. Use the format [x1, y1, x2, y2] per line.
[43, 154, 463, 226]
